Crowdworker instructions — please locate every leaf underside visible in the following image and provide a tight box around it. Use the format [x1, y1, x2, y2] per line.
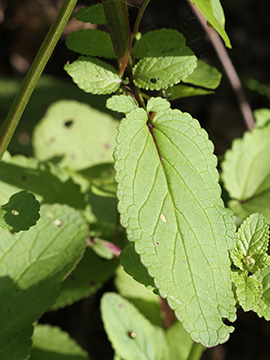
[114, 106, 236, 346]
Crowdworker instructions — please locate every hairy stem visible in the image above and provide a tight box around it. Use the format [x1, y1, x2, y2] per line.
[189, 1, 255, 131]
[0, 0, 78, 161]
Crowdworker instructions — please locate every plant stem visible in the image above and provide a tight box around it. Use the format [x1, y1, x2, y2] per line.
[188, 1, 255, 131]
[133, 0, 151, 37]
[186, 341, 205, 360]
[0, 0, 78, 161]
[102, 0, 131, 72]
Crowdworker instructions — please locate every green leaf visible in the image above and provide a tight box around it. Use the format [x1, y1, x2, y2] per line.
[114, 107, 236, 346]
[66, 29, 115, 58]
[79, 162, 117, 196]
[115, 266, 162, 327]
[132, 29, 197, 90]
[166, 322, 204, 360]
[30, 324, 89, 360]
[147, 97, 170, 113]
[0, 204, 88, 360]
[253, 266, 270, 320]
[0, 191, 40, 232]
[254, 108, 270, 128]
[92, 238, 114, 259]
[33, 100, 118, 170]
[101, 293, 169, 359]
[0, 153, 86, 210]
[189, 0, 231, 48]
[163, 85, 213, 101]
[119, 243, 156, 291]
[106, 95, 139, 114]
[53, 247, 117, 309]
[231, 271, 262, 312]
[74, 4, 106, 25]
[65, 56, 122, 95]
[222, 125, 270, 222]
[230, 213, 269, 272]
[182, 60, 222, 89]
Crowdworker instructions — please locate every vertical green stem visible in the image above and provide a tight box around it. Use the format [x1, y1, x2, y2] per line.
[186, 341, 205, 360]
[0, 0, 78, 161]
[102, 0, 131, 73]
[132, 0, 151, 37]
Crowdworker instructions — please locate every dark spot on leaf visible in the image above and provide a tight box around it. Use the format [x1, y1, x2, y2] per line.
[15, 288, 20, 292]
[128, 331, 136, 339]
[118, 303, 124, 308]
[64, 119, 74, 128]
[156, 242, 160, 246]
[104, 143, 110, 149]
[150, 78, 157, 84]
[70, 154, 76, 160]
[5, 308, 11, 313]
[21, 175, 26, 181]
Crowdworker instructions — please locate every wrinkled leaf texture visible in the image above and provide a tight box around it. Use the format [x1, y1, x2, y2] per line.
[114, 106, 236, 346]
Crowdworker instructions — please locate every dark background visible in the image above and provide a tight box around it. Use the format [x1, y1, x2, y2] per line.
[0, 0, 270, 359]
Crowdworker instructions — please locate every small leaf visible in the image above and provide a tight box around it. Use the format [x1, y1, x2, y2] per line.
[53, 247, 117, 309]
[222, 125, 270, 222]
[189, 0, 231, 47]
[106, 95, 139, 114]
[253, 266, 270, 320]
[114, 107, 236, 346]
[0, 154, 86, 210]
[74, 3, 106, 25]
[33, 100, 118, 170]
[65, 56, 121, 95]
[115, 266, 162, 327]
[92, 238, 114, 259]
[119, 243, 156, 291]
[166, 321, 204, 360]
[236, 213, 269, 255]
[101, 293, 169, 360]
[147, 97, 170, 112]
[163, 84, 213, 101]
[30, 324, 89, 360]
[66, 29, 115, 58]
[182, 60, 222, 89]
[132, 29, 197, 90]
[0, 204, 88, 360]
[0, 191, 40, 232]
[254, 108, 270, 128]
[231, 271, 262, 312]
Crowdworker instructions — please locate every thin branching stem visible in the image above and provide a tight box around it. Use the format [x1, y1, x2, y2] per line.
[189, 1, 255, 131]
[0, 0, 78, 161]
[133, 0, 151, 37]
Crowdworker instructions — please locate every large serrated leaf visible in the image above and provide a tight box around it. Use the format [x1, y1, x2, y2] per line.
[222, 125, 270, 222]
[101, 293, 169, 360]
[231, 271, 262, 312]
[0, 204, 88, 360]
[189, 0, 231, 48]
[114, 106, 236, 346]
[0, 191, 40, 232]
[65, 56, 121, 95]
[66, 29, 115, 58]
[30, 324, 89, 360]
[33, 100, 118, 170]
[132, 29, 197, 91]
